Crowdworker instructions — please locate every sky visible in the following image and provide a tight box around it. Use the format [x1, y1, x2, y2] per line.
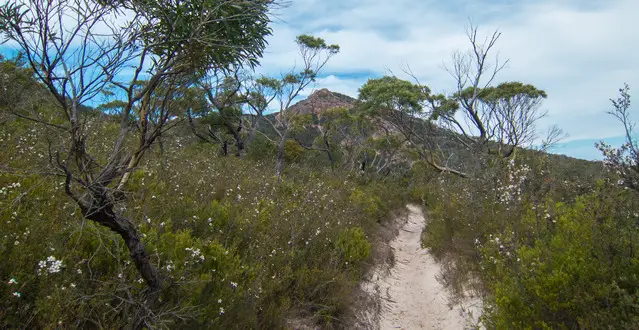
[256, 0, 639, 160]
[1, 0, 636, 160]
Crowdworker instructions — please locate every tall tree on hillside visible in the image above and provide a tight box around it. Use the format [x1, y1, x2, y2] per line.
[359, 76, 466, 176]
[360, 24, 550, 178]
[441, 24, 549, 158]
[0, 0, 275, 294]
[186, 68, 248, 156]
[597, 84, 639, 192]
[247, 35, 339, 178]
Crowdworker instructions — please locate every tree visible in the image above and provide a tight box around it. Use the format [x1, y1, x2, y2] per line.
[456, 81, 548, 157]
[186, 69, 250, 156]
[442, 24, 549, 159]
[247, 34, 339, 177]
[291, 108, 350, 170]
[597, 84, 639, 192]
[359, 24, 551, 178]
[0, 0, 275, 293]
[358, 76, 465, 176]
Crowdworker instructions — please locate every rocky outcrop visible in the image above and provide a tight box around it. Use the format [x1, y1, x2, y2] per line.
[287, 88, 357, 115]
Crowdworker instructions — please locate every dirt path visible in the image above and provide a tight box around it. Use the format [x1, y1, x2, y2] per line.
[370, 205, 481, 330]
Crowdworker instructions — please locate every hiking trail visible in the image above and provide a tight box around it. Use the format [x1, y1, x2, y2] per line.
[362, 204, 482, 329]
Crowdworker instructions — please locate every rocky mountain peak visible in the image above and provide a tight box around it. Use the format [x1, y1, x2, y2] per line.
[288, 88, 357, 115]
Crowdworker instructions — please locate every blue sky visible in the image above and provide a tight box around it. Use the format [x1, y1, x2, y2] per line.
[256, 0, 639, 160]
[1, 0, 636, 160]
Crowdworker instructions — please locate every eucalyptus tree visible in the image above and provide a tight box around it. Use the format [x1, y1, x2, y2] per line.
[0, 0, 275, 291]
[359, 25, 550, 178]
[247, 35, 339, 177]
[598, 84, 639, 192]
[441, 24, 549, 159]
[358, 76, 466, 176]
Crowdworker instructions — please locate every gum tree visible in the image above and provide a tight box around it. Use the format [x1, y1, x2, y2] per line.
[247, 35, 339, 177]
[0, 0, 274, 291]
[360, 25, 550, 178]
[597, 84, 639, 191]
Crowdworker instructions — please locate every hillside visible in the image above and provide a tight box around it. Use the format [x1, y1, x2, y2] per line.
[287, 88, 357, 115]
[1, 2, 637, 329]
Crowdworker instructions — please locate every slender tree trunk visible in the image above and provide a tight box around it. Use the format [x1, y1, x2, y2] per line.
[222, 140, 229, 156]
[323, 135, 335, 170]
[245, 127, 258, 147]
[235, 139, 244, 157]
[117, 152, 142, 190]
[275, 131, 289, 178]
[224, 122, 245, 157]
[78, 192, 161, 292]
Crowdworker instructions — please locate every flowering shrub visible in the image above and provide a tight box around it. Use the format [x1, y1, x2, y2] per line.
[481, 185, 639, 328]
[0, 117, 407, 328]
[336, 227, 371, 264]
[419, 150, 639, 328]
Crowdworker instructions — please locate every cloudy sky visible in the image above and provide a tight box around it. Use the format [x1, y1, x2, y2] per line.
[257, 0, 638, 160]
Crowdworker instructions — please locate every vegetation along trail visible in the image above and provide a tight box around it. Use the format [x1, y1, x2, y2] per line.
[371, 205, 481, 329]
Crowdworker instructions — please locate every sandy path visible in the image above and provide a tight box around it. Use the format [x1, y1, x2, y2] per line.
[374, 205, 480, 330]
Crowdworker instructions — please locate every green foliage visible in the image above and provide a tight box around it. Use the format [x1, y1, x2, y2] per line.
[119, 0, 272, 70]
[284, 139, 305, 163]
[358, 76, 457, 120]
[0, 119, 404, 327]
[350, 188, 384, 219]
[480, 81, 547, 101]
[419, 152, 639, 328]
[336, 227, 371, 264]
[482, 187, 639, 329]
[296, 34, 340, 53]
[245, 134, 276, 160]
[359, 76, 429, 114]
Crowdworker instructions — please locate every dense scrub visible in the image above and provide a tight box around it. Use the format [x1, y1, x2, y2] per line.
[0, 117, 409, 328]
[420, 152, 639, 329]
[1, 4, 636, 327]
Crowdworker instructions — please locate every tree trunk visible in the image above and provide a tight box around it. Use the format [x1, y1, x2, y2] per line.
[224, 122, 245, 157]
[275, 132, 288, 178]
[245, 127, 258, 147]
[222, 140, 229, 156]
[235, 139, 244, 157]
[323, 135, 335, 170]
[79, 192, 161, 292]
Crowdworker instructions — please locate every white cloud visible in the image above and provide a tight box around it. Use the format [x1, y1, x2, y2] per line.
[260, 0, 639, 158]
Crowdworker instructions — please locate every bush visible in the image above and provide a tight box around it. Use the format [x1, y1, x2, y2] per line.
[0, 125, 405, 328]
[336, 227, 371, 264]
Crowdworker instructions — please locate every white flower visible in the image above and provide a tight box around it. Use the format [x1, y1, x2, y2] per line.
[185, 247, 205, 262]
[12, 292, 21, 298]
[230, 281, 238, 288]
[218, 299, 222, 304]
[219, 307, 225, 315]
[8, 278, 18, 285]
[38, 256, 63, 275]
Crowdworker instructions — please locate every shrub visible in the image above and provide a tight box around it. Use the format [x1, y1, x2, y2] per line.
[336, 227, 371, 264]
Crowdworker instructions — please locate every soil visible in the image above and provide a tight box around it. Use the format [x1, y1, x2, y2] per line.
[363, 205, 482, 330]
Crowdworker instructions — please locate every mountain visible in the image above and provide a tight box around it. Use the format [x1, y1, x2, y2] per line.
[288, 88, 357, 115]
